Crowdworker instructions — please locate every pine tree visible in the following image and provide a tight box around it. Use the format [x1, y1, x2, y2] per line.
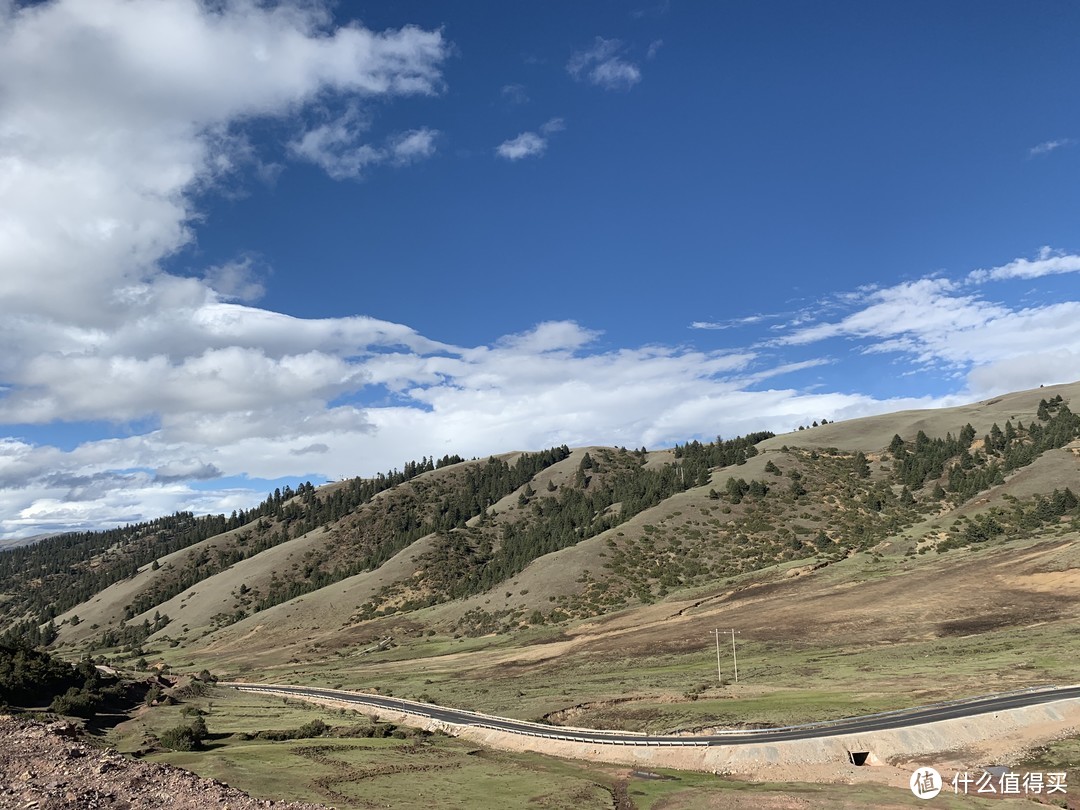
[852, 452, 871, 478]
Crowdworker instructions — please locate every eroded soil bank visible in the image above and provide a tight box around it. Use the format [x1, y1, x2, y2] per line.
[257, 688, 1080, 791]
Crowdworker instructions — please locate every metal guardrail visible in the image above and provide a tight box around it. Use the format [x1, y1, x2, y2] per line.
[223, 682, 1080, 748]
[223, 682, 652, 739]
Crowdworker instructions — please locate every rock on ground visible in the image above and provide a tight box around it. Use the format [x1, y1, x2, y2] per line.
[0, 715, 329, 810]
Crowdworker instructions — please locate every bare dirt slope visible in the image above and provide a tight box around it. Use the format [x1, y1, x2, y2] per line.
[0, 715, 327, 810]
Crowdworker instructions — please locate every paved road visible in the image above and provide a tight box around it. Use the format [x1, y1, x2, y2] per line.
[223, 682, 1080, 747]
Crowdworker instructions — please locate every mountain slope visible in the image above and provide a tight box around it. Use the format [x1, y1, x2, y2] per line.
[4, 381, 1079, 691]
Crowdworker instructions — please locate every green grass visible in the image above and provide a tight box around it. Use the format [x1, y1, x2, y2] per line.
[114, 523, 1080, 807]
[111, 687, 1053, 809]
[158, 738, 617, 810]
[103, 665, 1071, 810]
[171, 608, 1079, 730]
[153, 603, 1080, 738]
[627, 775, 1048, 809]
[112, 688, 619, 809]
[1019, 732, 1080, 784]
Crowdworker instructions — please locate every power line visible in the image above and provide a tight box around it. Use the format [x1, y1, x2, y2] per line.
[731, 628, 740, 683]
[715, 628, 740, 684]
[714, 629, 722, 684]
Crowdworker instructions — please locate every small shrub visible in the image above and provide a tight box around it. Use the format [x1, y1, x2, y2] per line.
[159, 719, 207, 751]
[50, 687, 98, 718]
[294, 719, 327, 738]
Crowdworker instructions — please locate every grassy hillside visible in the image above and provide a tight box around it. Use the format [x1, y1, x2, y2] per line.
[2, 382, 1078, 730]
[4, 382, 1080, 809]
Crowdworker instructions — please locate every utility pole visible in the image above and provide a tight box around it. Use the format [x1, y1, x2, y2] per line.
[731, 628, 739, 684]
[714, 629, 722, 684]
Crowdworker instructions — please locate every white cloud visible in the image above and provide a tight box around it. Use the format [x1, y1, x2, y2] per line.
[568, 37, 642, 91]
[3, 296, 943, 539]
[496, 132, 546, 160]
[1028, 138, 1075, 157]
[778, 277, 969, 348]
[0, 0, 447, 325]
[288, 106, 381, 179]
[389, 128, 439, 165]
[0, 0, 455, 536]
[496, 118, 565, 160]
[968, 246, 1080, 283]
[770, 252, 1080, 397]
[647, 39, 664, 60]
[631, 1, 671, 20]
[540, 117, 565, 135]
[203, 257, 268, 303]
[2, 2, 1078, 541]
[496, 321, 600, 353]
[0, 347, 370, 424]
[501, 83, 528, 104]
[289, 109, 439, 178]
[967, 349, 1080, 395]
[690, 314, 775, 331]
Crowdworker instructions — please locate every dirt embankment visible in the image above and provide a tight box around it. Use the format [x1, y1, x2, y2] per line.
[265, 689, 1080, 790]
[0, 715, 328, 810]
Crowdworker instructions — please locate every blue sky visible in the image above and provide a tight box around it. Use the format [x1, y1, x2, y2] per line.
[1, 0, 1079, 538]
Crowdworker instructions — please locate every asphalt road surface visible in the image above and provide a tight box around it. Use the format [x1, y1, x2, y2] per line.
[223, 682, 1080, 747]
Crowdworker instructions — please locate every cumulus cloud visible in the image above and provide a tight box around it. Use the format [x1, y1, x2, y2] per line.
[495, 118, 565, 160]
[389, 128, 439, 165]
[568, 37, 642, 91]
[0, 0, 452, 537]
[4, 296, 944, 539]
[496, 321, 599, 353]
[496, 132, 546, 160]
[0, 347, 371, 424]
[0, 0, 447, 326]
[4, 2, 1079, 542]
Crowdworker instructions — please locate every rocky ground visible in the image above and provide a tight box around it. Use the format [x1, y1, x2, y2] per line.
[0, 715, 329, 810]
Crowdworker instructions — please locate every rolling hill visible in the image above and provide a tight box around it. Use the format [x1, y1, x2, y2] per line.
[2, 380, 1079, 734]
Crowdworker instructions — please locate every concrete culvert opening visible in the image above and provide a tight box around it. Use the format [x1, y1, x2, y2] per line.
[848, 751, 871, 766]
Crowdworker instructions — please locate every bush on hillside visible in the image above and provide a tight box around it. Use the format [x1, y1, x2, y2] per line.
[50, 687, 100, 718]
[159, 716, 208, 751]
